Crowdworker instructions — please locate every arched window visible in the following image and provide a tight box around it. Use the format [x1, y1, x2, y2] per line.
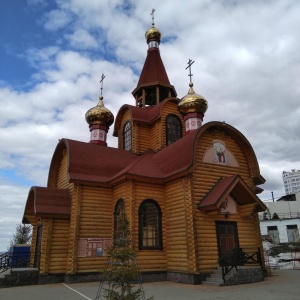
[123, 121, 132, 151]
[114, 199, 125, 239]
[166, 114, 182, 145]
[138, 199, 162, 250]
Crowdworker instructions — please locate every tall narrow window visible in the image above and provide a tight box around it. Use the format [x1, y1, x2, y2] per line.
[166, 115, 182, 145]
[138, 199, 162, 250]
[123, 121, 132, 151]
[114, 199, 125, 239]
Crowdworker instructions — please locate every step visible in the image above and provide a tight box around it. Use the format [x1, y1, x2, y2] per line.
[201, 269, 224, 286]
[201, 280, 223, 286]
[209, 273, 223, 279]
[204, 277, 223, 284]
[0, 269, 11, 279]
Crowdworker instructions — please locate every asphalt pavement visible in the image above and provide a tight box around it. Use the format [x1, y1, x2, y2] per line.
[0, 269, 299, 300]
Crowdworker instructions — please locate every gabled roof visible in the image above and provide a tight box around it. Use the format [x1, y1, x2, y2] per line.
[198, 175, 266, 212]
[110, 129, 198, 183]
[23, 187, 71, 223]
[48, 129, 197, 186]
[53, 139, 137, 186]
[113, 98, 179, 136]
[48, 121, 264, 188]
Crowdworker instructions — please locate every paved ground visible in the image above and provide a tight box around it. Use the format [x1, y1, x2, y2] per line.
[0, 269, 299, 300]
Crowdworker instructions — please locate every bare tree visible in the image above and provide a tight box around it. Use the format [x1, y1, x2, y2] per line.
[10, 223, 32, 247]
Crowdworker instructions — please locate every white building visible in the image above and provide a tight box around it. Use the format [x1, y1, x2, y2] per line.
[259, 192, 300, 244]
[282, 169, 300, 195]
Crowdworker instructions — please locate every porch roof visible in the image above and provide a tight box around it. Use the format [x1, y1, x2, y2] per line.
[198, 174, 267, 212]
[22, 187, 71, 223]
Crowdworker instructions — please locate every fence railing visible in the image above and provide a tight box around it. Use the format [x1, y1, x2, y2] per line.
[218, 247, 262, 282]
[259, 212, 300, 221]
[0, 251, 35, 274]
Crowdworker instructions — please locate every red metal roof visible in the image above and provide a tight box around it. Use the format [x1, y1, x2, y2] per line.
[137, 48, 171, 86]
[111, 131, 197, 182]
[49, 121, 265, 187]
[23, 187, 71, 222]
[24, 121, 266, 221]
[62, 130, 197, 184]
[66, 139, 137, 184]
[198, 175, 266, 211]
[113, 98, 179, 136]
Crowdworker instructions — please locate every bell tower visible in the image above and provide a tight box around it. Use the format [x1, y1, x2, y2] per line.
[132, 9, 177, 108]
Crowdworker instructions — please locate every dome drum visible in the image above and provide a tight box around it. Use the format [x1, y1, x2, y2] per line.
[145, 26, 161, 42]
[85, 97, 114, 127]
[178, 83, 208, 115]
[178, 99, 208, 115]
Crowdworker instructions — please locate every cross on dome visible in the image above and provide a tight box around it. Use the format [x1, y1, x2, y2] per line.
[151, 9, 155, 26]
[186, 59, 195, 83]
[99, 73, 106, 96]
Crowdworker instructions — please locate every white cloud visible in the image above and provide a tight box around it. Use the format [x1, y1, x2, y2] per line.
[43, 9, 73, 31]
[64, 29, 98, 49]
[1, 0, 300, 250]
[0, 183, 30, 250]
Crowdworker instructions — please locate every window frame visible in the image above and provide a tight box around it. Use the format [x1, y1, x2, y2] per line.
[114, 199, 125, 240]
[138, 199, 163, 250]
[123, 121, 132, 151]
[165, 114, 182, 145]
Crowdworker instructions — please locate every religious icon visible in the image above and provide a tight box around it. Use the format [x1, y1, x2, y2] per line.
[213, 140, 227, 164]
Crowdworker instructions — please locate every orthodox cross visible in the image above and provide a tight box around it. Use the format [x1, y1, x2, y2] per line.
[151, 9, 155, 25]
[99, 73, 105, 96]
[186, 59, 195, 83]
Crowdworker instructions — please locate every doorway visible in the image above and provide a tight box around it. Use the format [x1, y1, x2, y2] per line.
[267, 226, 280, 244]
[216, 221, 239, 265]
[34, 224, 43, 268]
[287, 225, 300, 243]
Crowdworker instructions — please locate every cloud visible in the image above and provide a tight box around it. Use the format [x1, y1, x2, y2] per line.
[1, 0, 300, 249]
[0, 183, 30, 250]
[43, 9, 73, 31]
[64, 29, 98, 49]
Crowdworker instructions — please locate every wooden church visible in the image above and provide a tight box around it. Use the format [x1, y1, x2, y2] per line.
[22, 17, 267, 285]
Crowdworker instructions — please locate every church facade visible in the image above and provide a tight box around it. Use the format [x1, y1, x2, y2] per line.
[23, 19, 267, 284]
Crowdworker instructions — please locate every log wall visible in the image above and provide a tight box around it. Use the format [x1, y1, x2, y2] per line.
[113, 181, 135, 247]
[117, 110, 131, 151]
[160, 101, 185, 149]
[136, 123, 151, 153]
[165, 177, 197, 273]
[47, 219, 69, 273]
[133, 182, 167, 271]
[39, 219, 52, 274]
[29, 218, 38, 267]
[192, 129, 262, 273]
[150, 121, 161, 152]
[66, 185, 81, 274]
[117, 100, 185, 154]
[56, 149, 73, 192]
[75, 185, 113, 273]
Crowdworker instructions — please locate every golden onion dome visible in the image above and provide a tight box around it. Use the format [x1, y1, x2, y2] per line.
[178, 83, 208, 115]
[85, 96, 114, 127]
[145, 24, 161, 42]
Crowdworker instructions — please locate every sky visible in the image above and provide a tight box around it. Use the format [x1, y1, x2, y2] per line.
[0, 0, 300, 251]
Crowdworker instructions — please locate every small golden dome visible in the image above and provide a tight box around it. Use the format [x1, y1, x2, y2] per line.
[85, 96, 114, 127]
[145, 24, 161, 42]
[178, 83, 208, 115]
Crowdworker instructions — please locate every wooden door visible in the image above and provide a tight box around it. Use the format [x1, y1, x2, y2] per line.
[216, 221, 239, 265]
[267, 226, 280, 244]
[287, 225, 300, 243]
[34, 224, 43, 268]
